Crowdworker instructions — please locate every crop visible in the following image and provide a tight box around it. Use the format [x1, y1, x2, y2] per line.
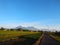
[0, 30, 40, 42]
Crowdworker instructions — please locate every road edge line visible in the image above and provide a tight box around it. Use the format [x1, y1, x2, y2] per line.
[33, 34, 44, 45]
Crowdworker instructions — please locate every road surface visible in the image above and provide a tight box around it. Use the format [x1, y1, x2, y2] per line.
[40, 33, 60, 45]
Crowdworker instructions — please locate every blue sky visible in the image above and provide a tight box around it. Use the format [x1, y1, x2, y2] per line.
[0, 0, 60, 30]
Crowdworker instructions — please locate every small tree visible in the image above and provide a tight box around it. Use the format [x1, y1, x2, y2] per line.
[10, 29, 14, 31]
[0, 27, 5, 30]
[17, 28, 22, 31]
[55, 31, 60, 36]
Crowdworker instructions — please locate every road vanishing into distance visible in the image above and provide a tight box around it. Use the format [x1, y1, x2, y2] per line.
[40, 33, 60, 45]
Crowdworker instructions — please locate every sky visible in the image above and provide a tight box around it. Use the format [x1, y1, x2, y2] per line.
[0, 0, 60, 31]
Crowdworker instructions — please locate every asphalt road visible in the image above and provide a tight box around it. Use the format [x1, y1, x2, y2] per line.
[40, 33, 60, 45]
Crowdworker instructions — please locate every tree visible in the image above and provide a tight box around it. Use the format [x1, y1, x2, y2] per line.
[17, 28, 22, 31]
[10, 29, 14, 31]
[55, 31, 60, 36]
[0, 27, 5, 30]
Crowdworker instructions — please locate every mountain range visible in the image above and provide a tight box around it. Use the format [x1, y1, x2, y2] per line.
[15, 26, 39, 30]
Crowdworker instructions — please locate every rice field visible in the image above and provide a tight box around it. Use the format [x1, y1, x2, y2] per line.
[0, 30, 41, 42]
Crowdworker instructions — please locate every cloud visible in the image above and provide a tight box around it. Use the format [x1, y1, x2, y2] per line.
[0, 22, 60, 31]
[18, 22, 60, 31]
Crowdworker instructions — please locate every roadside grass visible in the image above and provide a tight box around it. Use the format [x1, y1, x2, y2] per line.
[22, 33, 42, 39]
[50, 35, 60, 41]
[48, 32, 60, 42]
[0, 30, 41, 42]
[13, 33, 42, 45]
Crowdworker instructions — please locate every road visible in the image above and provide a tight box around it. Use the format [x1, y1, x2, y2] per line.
[40, 33, 60, 45]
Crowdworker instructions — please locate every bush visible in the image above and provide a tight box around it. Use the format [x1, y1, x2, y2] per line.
[55, 31, 60, 36]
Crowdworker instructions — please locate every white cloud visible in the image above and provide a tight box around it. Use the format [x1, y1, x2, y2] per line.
[0, 22, 60, 31]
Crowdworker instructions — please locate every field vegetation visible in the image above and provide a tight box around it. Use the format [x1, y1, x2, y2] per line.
[0, 30, 42, 42]
[48, 32, 60, 42]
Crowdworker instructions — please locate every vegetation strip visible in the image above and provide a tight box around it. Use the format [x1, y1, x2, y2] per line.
[33, 34, 44, 45]
[50, 35, 60, 42]
[0, 31, 39, 42]
[1, 33, 40, 45]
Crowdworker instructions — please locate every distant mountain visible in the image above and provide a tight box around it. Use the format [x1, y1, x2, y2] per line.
[15, 26, 38, 30]
[26, 27, 38, 30]
[15, 26, 26, 29]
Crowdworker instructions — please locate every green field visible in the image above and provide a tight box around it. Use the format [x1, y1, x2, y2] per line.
[0, 30, 41, 42]
[50, 35, 60, 41]
[48, 32, 60, 42]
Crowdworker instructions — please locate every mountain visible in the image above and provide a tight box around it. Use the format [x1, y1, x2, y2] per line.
[15, 26, 26, 29]
[15, 26, 38, 30]
[26, 27, 38, 30]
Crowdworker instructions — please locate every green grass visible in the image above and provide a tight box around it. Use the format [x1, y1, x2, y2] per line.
[0, 30, 41, 42]
[23, 33, 42, 39]
[50, 35, 60, 41]
[48, 32, 60, 42]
